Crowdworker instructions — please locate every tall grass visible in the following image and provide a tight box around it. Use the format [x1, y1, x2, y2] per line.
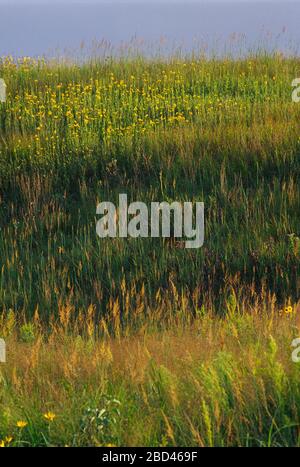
[0, 302, 300, 447]
[0, 53, 299, 446]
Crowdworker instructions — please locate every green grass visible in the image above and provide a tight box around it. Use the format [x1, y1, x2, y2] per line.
[1, 308, 300, 447]
[0, 52, 299, 446]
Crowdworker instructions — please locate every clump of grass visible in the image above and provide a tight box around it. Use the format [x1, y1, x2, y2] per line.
[19, 322, 36, 344]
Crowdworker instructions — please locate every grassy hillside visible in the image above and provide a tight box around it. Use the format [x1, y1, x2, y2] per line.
[0, 53, 299, 446]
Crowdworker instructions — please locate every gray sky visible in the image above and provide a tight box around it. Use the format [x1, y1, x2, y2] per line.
[1, 0, 299, 58]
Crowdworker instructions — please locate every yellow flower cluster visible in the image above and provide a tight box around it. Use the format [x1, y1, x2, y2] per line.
[279, 305, 294, 315]
[1, 56, 275, 158]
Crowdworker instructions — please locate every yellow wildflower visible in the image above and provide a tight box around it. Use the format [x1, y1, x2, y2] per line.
[43, 411, 56, 422]
[16, 421, 28, 429]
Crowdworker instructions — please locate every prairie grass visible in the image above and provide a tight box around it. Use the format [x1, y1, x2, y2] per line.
[0, 302, 300, 447]
[0, 53, 299, 446]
